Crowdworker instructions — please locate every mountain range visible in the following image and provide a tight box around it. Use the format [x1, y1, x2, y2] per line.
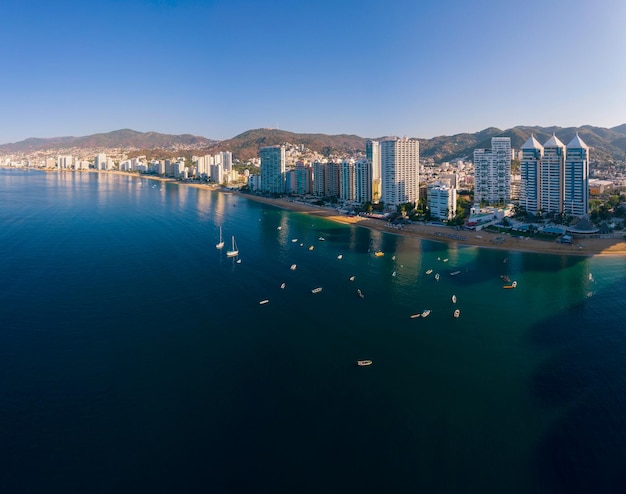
[2, 125, 625, 163]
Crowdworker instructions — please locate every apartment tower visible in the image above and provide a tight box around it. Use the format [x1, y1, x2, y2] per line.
[473, 137, 511, 205]
[380, 137, 420, 207]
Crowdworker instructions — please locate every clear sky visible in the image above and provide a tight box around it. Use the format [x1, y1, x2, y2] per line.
[2, 0, 625, 144]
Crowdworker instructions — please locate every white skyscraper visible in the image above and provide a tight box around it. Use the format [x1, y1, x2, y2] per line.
[473, 137, 511, 205]
[380, 137, 420, 207]
[564, 134, 589, 218]
[94, 153, 107, 171]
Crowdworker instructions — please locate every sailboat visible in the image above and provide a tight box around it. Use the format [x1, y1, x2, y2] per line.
[215, 226, 224, 250]
[226, 236, 239, 257]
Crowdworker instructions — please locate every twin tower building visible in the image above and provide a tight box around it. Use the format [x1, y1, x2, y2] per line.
[475, 133, 590, 218]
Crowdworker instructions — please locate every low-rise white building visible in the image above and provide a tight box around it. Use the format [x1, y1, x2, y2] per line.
[428, 182, 456, 220]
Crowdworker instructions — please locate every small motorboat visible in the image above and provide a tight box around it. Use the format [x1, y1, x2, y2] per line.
[357, 289, 364, 299]
[337, 254, 343, 260]
[318, 237, 325, 241]
[450, 271, 461, 276]
[311, 287, 323, 294]
[425, 269, 433, 275]
[309, 245, 314, 251]
[280, 282, 286, 289]
[503, 281, 517, 289]
[421, 309, 431, 318]
[452, 294, 457, 304]
[453, 309, 460, 318]
[374, 251, 384, 257]
[410, 313, 421, 319]
[290, 264, 297, 271]
[357, 360, 372, 366]
[434, 273, 440, 281]
[349, 276, 356, 282]
[392, 271, 397, 277]
[259, 299, 269, 305]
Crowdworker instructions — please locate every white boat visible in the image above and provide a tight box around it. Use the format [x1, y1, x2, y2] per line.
[226, 236, 239, 257]
[443, 258, 448, 262]
[259, 299, 269, 305]
[450, 270, 461, 276]
[311, 287, 323, 294]
[392, 255, 396, 260]
[280, 282, 286, 289]
[337, 254, 343, 260]
[453, 309, 460, 318]
[410, 313, 421, 319]
[290, 264, 297, 271]
[421, 309, 431, 318]
[215, 226, 224, 249]
[277, 226, 282, 230]
[452, 294, 457, 304]
[425, 269, 433, 275]
[292, 238, 298, 243]
[349, 275, 356, 281]
[392, 271, 397, 277]
[434, 273, 440, 281]
[357, 289, 364, 299]
[318, 237, 325, 241]
[357, 360, 372, 366]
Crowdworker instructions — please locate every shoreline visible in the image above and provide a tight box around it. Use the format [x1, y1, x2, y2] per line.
[234, 193, 626, 258]
[10, 167, 626, 257]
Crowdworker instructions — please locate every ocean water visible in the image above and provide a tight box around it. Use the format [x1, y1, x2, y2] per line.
[1, 168, 626, 493]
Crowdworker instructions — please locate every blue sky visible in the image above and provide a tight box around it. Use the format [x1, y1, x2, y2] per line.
[2, 0, 625, 144]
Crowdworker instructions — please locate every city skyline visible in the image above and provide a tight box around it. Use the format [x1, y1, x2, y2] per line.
[2, 0, 625, 144]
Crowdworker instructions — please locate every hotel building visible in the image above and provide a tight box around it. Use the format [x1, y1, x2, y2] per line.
[473, 137, 511, 205]
[380, 137, 420, 207]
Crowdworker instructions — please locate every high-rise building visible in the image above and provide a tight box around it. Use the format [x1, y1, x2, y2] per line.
[540, 134, 566, 214]
[355, 160, 372, 204]
[340, 160, 356, 201]
[564, 134, 589, 218]
[293, 161, 312, 195]
[94, 153, 107, 171]
[260, 146, 286, 194]
[473, 137, 511, 205]
[380, 137, 420, 207]
[312, 161, 326, 197]
[520, 135, 543, 214]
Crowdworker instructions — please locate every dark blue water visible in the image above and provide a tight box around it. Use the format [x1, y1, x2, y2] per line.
[1, 169, 626, 493]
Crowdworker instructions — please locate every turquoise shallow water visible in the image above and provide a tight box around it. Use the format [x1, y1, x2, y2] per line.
[1, 169, 626, 493]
